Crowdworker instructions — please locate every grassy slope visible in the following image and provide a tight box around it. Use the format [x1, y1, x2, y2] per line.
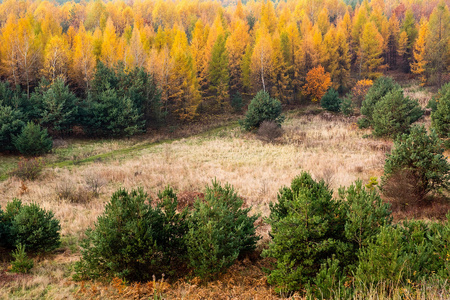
[0, 101, 445, 299]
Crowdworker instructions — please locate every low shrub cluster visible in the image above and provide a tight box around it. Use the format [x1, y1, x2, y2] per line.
[74, 181, 260, 282]
[263, 172, 450, 298]
[256, 121, 284, 143]
[263, 172, 391, 297]
[383, 125, 450, 202]
[358, 77, 423, 137]
[240, 90, 284, 131]
[0, 199, 61, 253]
[320, 88, 341, 112]
[431, 82, 450, 138]
[10, 157, 45, 180]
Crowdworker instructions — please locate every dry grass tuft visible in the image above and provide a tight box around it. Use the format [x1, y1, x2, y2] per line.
[403, 86, 433, 109]
[256, 121, 284, 144]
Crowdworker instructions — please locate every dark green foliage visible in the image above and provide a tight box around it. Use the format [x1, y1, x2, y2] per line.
[83, 87, 144, 137]
[240, 90, 284, 131]
[0, 199, 22, 248]
[0, 199, 60, 253]
[340, 93, 354, 116]
[13, 122, 52, 156]
[264, 172, 348, 293]
[428, 97, 439, 112]
[431, 83, 450, 137]
[372, 89, 423, 137]
[231, 92, 244, 112]
[10, 202, 61, 252]
[264, 173, 392, 294]
[10, 244, 34, 274]
[0, 82, 36, 121]
[74, 187, 188, 281]
[355, 217, 450, 286]
[320, 88, 341, 112]
[360, 77, 400, 127]
[186, 180, 259, 279]
[340, 181, 392, 251]
[0, 104, 25, 152]
[81, 61, 164, 137]
[32, 78, 79, 136]
[307, 257, 350, 300]
[355, 225, 408, 285]
[356, 117, 370, 128]
[383, 125, 450, 200]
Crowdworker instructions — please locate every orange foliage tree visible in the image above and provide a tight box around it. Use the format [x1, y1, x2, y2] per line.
[304, 66, 331, 101]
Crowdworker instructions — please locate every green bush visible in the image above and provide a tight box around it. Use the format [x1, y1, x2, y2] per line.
[360, 77, 400, 124]
[83, 88, 144, 137]
[0, 199, 60, 253]
[371, 89, 423, 138]
[13, 122, 53, 156]
[339, 181, 392, 252]
[383, 125, 450, 201]
[33, 78, 79, 136]
[0, 104, 25, 152]
[10, 243, 34, 274]
[431, 82, 450, 138]
[321, 88, 341, 112]
[340, 93, 354, 116]
[240, 90, 284, 131]
[74, 187, 188, 281]
[355, 225, 408, 285]
[264, 173, 392, 295]
[355, 217, 450, 286]
[186, 180, 259, 279]
[263, 172, 348, 293]
[10, 202, 61, 252]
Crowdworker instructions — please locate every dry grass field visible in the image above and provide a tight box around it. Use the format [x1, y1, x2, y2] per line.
[0, 104, 447, 299]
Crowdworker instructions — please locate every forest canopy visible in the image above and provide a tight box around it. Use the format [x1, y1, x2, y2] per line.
[0, 0, 448, 131]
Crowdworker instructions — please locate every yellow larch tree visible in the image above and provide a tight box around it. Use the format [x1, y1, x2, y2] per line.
[148, 45, 172, 110]
[410, 20, 429, 86]
[352, 2, 369, 55]
[284, 22, 303, 101]
[42, 35, 69, 83]
[321, 26, 339, 88]
[1, 14, 42, 98]
[100, 17, 124, 69]
[386, 14, 401, 68]
[226, 18, 250, 95]
[359, 21, 384, 79]
[261, 0, 277, 33]
[250, 25, 273, 93]
[334, 27, 351, 90]
[233, 0, 245, 20]
[71, 24, 96, 91]
[270, 32, 290, 103]
[190, 19, 210, 98]
[0, 14, 20, 87]
[127, 24, 147, 69]
[317, 7, 330, 36]
[167, 25, 200, 121]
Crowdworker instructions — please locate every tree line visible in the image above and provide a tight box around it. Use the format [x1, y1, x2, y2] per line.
[0, 0, 450, 134]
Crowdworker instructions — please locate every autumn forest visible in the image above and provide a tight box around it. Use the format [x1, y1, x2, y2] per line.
[0, 0, 449, 127]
